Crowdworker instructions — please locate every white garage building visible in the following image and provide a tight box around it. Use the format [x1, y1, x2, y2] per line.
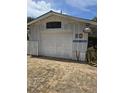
[27, 11, 96, 61]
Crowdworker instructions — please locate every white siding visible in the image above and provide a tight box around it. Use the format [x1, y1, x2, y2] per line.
[29, 15, 88, 61]
[27, 41, 38, 55]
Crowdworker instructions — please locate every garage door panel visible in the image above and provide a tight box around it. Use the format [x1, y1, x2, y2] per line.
[40, 32, 72, 59]
[56, 43, 64, 58]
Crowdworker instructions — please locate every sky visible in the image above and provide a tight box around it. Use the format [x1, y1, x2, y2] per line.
[27, 0, 97, 20]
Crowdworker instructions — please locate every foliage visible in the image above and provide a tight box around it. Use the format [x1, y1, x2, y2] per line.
[86, 47, 97, 67]
[88, 36, 97, 48]
[86, 36, 97, 67]
[27, 17, 35, 23]
[92, 17, 97, 22]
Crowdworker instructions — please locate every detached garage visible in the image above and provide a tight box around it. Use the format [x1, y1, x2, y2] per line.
[27, 11, 96, 61]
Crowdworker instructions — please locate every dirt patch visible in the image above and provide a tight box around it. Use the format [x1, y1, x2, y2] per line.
[27, 56, 96, 93]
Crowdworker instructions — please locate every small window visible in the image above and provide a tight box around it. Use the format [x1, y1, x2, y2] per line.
[79, 33, 83, 38]
[75, 33, 83, 38]
[75, 34, 78, 38]
[46, 22, 61, 29]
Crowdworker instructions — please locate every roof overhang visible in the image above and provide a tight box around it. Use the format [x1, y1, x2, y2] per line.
[27, 11, 97, 26]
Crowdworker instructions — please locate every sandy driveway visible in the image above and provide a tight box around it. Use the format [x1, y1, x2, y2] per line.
[27, 56, 96, 93]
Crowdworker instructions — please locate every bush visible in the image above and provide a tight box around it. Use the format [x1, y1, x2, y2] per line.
[88, 37, 97, 48]
[86, 46, 97, 67]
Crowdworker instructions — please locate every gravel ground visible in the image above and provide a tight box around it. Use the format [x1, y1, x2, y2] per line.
[27, 56, 97, 93]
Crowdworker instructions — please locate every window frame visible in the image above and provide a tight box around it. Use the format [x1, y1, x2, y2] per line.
[46, 21, 61, 29]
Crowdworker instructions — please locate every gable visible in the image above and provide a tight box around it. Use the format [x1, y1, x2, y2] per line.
[35, 14, 80, 25]
[27, 11, 96, 26]
[29, 14, 85, 35]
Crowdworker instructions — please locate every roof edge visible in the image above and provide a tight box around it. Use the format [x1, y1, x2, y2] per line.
[27, 11, 97, 26]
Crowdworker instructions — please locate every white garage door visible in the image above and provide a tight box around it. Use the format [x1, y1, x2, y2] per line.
[40, 32, 72, 59]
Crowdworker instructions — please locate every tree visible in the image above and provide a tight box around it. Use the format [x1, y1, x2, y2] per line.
[27, 17, 34, 40]
[27, 17, 35, 23]
[92, 17, 97, 22]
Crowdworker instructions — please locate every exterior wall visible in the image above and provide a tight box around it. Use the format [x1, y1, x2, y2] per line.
[27, 41, 38, 55]
[29, 15, 88, 61]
